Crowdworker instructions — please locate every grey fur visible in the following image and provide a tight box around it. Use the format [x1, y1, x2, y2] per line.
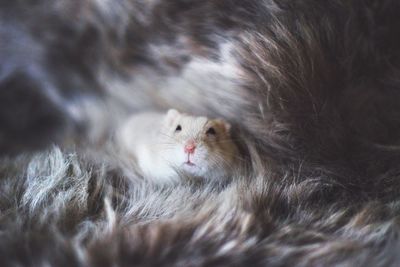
[1, 0, 400, 266]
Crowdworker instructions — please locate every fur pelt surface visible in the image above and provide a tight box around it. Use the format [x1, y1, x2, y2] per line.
[1, 0, 400, 266]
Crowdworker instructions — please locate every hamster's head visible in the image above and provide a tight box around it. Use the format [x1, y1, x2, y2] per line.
[158, 109, 238, 179]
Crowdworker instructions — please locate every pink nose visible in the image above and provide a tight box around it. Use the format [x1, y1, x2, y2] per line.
[184, 141, 196, 154]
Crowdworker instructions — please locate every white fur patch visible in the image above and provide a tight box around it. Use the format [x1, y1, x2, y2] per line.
[100, 39, 246, 120]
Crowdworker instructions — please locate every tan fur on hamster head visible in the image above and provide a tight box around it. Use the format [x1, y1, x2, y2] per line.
[158, 109, 238, 179]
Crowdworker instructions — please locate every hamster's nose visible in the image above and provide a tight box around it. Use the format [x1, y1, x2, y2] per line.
[184, 141, 196, 154]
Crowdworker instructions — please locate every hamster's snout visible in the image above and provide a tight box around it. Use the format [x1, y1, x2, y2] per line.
[184, 140, 196, 154]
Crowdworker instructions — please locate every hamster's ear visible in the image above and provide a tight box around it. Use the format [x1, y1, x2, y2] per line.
[166, 109, 180, 118]
[165, 109, 180, 124]
[215, 119, 231, 133]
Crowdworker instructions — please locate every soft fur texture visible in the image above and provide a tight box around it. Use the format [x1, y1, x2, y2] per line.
[116, 109, 239, 183]
[1, 0, 400, 266]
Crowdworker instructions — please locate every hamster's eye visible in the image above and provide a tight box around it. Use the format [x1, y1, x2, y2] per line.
[175, 125, 182, 132]
[206, 127, 216, 135]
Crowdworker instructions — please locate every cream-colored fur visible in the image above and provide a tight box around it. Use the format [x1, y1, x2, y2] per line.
[116, 109, 239, 183]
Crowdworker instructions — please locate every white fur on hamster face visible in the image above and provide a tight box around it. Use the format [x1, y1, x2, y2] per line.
[157, 109, 234, 178]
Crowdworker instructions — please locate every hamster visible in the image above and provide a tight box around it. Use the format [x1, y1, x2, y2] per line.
[116, 109, 239, 183]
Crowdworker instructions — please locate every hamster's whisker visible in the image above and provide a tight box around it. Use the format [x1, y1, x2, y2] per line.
[212, 159, 226, 171]
[217, 137, 242, 143]
[215, 140, 241, 145]
[157, 142, 180, 147]
[158, 143, 185, 150]
[155, 146, 175, 152]
[210, 154, 230, 169]
[159, 155, 177, 169]
[219, 151, 247, 162]
[159, 132, 177, 139]
[159, 135, 186, 146]
[216, 152, 243, 168]
[158, 132, 180, 141]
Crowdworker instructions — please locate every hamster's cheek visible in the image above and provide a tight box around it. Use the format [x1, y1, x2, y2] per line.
[163, 148, 185, 167]
[192, 147, 208, 162]
[208, 154, 226, 169]
[177, 151, 188, 165]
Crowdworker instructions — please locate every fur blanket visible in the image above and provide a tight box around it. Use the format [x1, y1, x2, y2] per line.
[1, 0, 400, 266]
